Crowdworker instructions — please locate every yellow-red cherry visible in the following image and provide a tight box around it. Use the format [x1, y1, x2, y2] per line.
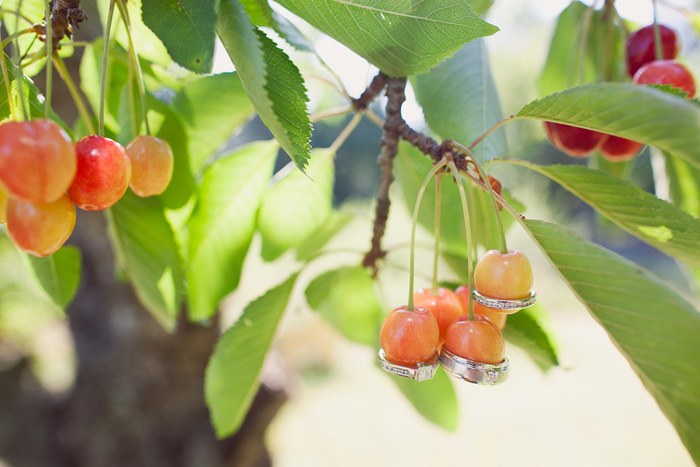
[413, 287, 464, 342]
[0, 187, 7, 224]
[444, 315, 505, 365]
[68, 135, 131, 211]
[455, 285, 506, 331]
[6, 194, 76, 257]
[0, 119, 76, 203]
[126, 135, 174, 197]
[474, 249, 533, 301]
[380, 306, 439, 365]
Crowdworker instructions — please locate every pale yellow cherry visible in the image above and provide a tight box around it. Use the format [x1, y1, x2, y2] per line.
[474, 249, 533, 300]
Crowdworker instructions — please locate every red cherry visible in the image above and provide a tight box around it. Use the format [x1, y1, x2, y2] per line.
[633, 60, 696, 98]
[68, 135, 131, 211]
[444, 315, 505, 365]
[6, 194, 76, 257]
[626, 24, 679, 77]
[413, 287, 464, 342]
[0, 119, 76, 203]
[380, 306, 439, 365]
[455, 285, 506, 331]
[600, 136, 644, 162]
[543, 122, 608, 158]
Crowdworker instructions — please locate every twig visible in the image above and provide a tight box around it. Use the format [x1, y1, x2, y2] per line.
[362, 77, 406, 276]
[353, 72, 389, 110]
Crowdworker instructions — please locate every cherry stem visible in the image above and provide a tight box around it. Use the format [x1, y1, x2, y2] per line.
[407, 158, 448, 312]
[327, 111, 362, 154]
[12, 0, 28, 121]
[117, 0, 150, 136]
[99, 0, 116, 136]
[448, 140, 507, 254]
[448, 160, 475, 322]
[1, 28, 34, 49]
[127, 54, 137, 138]
[44, 0, 52, 120]
[0, 36, 17, 118]
[432, 172, 442, 295]
[652, 0, 664, 61]
[54, 56, 96, 135]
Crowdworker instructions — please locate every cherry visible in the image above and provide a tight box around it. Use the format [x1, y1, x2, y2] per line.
[380, 306, 440, 365]
[0, 119, 76, 203]
[125, 135, 174, 197]
[633, 60, 696, 98]
[626, 24, 679, 77]
[444, 314, 505, 365]
[5, 194, 76, 257]
[543, 122, 608, 158]
[474, 249, 533, 301]
[413, 287, 464, 342]
[600, 136, 644, 162]
[455, 285, 506, 331]
[0, 187, 7, 224]
[68, 135, 131, 211]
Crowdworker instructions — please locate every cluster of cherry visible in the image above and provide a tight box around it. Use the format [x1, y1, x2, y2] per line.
[378, 249, 535, 384]
[545, 23, 695, 161]
[0, 119, 173, 257]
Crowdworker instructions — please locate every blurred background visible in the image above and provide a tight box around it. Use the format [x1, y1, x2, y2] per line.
[1, 0, 699, 465]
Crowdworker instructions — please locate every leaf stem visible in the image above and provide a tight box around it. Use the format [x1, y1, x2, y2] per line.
[327, 111, 362, 154]
[54, 55, 96, 135]
[467, 115, 517, 151]
[1, 27, 34, 49]
[432, 172, 442, 294]
[44, 0, 52, 119]
[448, 140, 507, 254]
[310, 105, 353, 122]
[448, 160, 474, 322]
[117, 0, 150, 135]
[12, 0, 28, 121]
[99, 0, 117, 136]
[407, 159, 448, 312]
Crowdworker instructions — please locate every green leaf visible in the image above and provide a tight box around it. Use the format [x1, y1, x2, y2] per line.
[522, 218, 700, 464]
[274, 0, 498, 77]
[217, 0, 311, 171]
[412, 39, 505, 161]
[539, 1, 625, 95]
[187, 140, 278, 321]
[240, 0, 314, 51]
[305, 266, 382, 346]
[466, 0, 495, 15]
[98, 0, 172, 67]
[517, 83, 700, 170]
[0, 57, 61, 124]
[258, 150, 334, 261]
[295, 211, 353, 261]
[172, 72, 254, 174]
[509, 163, 700, 268]
[391, 368, 458, 431]
[24, 246, 81, 309]
[205, 273, 298, 438]
[141, 0, 218, 73]
[665, 152, 700, 218]
[502, 303, 559, 372]
[107, 192, 186, 331]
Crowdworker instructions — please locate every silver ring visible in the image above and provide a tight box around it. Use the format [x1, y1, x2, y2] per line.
[472, 289, 537, 312]
[377, 349, 439, 381]
[439, 348, 510, 385]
